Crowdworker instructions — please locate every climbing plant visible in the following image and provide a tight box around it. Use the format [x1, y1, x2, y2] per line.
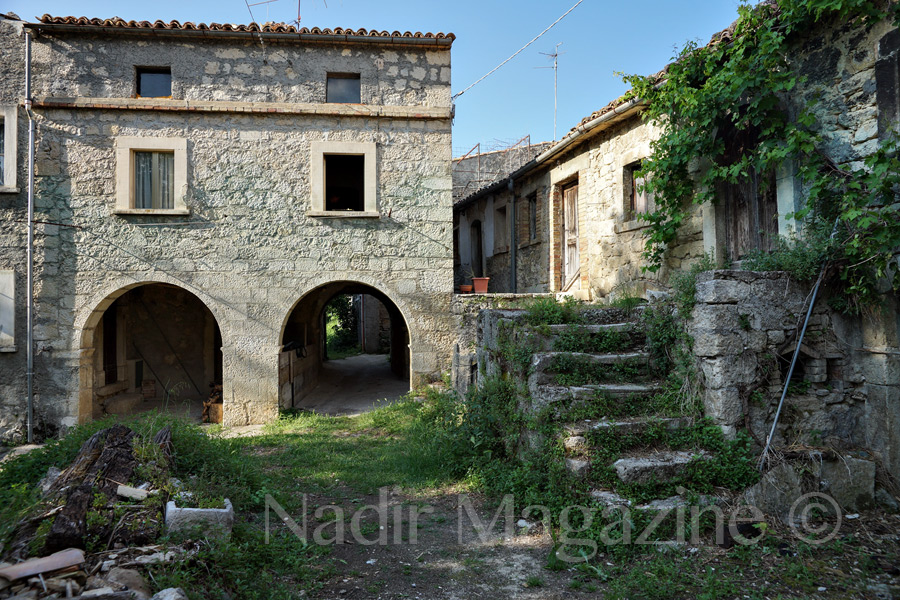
[621, 0, 900, 312]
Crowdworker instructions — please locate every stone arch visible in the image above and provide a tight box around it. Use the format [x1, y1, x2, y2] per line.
[279, 279, 412, 411]
[77, 279, 225, 423]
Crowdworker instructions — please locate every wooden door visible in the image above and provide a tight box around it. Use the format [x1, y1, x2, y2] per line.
[563, 183, 579, 288]
[719, 169, 778, 260]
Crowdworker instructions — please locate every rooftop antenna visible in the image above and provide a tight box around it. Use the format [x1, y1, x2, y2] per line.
[536, 43, 563, 141]
[248, 0, 280, 22]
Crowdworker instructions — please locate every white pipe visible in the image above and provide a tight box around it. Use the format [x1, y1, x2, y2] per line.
[25, 31, 35, 443]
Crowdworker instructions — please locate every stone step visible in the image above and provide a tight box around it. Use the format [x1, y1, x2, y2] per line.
[546, 323, 635, 334]
[528, 352, 653, 390]
[104, 392, 145, 415]
[564, 416, 694, 438]
[589, 489, 724, 511]
[613, 450, 711, 485]
[526, 382, 664, 411]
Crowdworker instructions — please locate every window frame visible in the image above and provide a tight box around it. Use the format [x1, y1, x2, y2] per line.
[308, 141, 378, 217]
[115, 136, 189, 215]
[136, 66, 173, 99]
[0, 105, 18, 193]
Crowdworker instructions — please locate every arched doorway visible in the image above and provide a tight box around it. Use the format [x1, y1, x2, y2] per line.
[280, 281, 410, 414]
[80, 283, 222, 421]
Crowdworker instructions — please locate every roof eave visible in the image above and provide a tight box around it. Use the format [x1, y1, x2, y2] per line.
[25, 23, 454, 47]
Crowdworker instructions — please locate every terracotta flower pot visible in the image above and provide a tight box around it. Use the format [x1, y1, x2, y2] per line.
[459, 284, 473, 293]
[472, 277, 490, 294]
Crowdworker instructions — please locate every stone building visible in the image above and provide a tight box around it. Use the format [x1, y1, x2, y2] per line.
[0, 13, 455, 438]
[453, 13, 900, 482]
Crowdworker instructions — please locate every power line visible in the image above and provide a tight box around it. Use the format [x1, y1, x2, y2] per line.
[451, 0, 583, 101]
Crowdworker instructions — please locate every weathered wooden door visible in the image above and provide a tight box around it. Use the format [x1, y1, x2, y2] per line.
[718, 169, 778, 260]
[563, 183, 579, 288]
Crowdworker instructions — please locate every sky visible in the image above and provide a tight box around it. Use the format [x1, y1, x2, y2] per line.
[6, 0, 745, 156]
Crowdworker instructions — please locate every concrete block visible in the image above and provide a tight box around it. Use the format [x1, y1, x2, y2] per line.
[165, 498, 233, 539]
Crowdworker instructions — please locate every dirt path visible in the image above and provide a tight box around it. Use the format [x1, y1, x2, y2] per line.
[296, 489, 572, 600]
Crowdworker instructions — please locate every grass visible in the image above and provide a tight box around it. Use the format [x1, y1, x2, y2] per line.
[0, 400, 462, 600]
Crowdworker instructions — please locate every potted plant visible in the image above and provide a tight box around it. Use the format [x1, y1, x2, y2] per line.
[472, 276, 490, 294]
[459, 283, 473, 293]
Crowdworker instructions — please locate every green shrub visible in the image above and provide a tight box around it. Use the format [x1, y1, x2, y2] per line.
[524, 296, 583, 326]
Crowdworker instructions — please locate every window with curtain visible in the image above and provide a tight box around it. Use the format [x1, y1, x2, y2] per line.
[0, 118, 5, 186]
[134, 151, 174, 209]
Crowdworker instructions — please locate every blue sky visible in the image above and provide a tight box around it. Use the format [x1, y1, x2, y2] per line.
[7, 0, 744, 155]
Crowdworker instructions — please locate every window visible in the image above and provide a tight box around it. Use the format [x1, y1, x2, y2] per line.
[0, 105, 17, 192]
[494, 204, 508, 252]
[0, 118, 4, 186]
[327, 73, 361, 104]
[137, 67, 172, 98]
[309, 141, 377, 216]
[0, 270, 13, 352]
[624, 160, 653, 219]
[324, 155, 364, 211]
[528, 194, 538, 241]
[134, 151, 175, 209]
[876, 29, 899, 138]
[115, 137, 189, 215]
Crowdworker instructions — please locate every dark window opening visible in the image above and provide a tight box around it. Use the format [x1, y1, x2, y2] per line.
[137, 67, 172, 98]
[327, 73, 361, 104]
[494, 205, 508, 252]
[470, 220, 483, 277]
[876, 30, 899, 138]
[325, 154, 365, 211]
[528, 194, 537, 241]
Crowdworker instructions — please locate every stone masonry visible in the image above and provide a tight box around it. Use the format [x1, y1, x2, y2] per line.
[0, 16, 455, 438]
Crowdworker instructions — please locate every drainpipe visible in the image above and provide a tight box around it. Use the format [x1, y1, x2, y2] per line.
[25, 31, 35, 443]
[508, 178, 517, 293]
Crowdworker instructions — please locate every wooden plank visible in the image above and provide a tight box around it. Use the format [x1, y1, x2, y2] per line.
[0, 549, 84, 581]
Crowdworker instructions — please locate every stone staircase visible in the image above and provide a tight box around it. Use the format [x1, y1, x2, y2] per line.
[492, 305, 723, 511]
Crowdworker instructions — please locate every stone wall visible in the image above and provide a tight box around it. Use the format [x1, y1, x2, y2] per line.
[0, 14, 30, 441]
[454, 166, 552, 293]
[451, 142, 550, 202]
[688, 269, 900, 481]
[0, 25, 454, 437]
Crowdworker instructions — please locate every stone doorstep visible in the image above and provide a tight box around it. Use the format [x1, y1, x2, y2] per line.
[614, 450, 711, 485]
[564, 416, 695, 437]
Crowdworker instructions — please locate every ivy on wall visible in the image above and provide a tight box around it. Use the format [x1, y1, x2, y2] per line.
[622, 0, 900, 312]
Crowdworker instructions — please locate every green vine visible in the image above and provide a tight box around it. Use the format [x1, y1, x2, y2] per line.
[622, 0, 900, 311]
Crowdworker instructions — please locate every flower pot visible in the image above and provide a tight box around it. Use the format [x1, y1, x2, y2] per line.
[472, 277, 490, 294]
[459, 284, 473, 293]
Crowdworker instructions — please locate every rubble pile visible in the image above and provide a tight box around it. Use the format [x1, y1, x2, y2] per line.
[0, 424, 204, 599]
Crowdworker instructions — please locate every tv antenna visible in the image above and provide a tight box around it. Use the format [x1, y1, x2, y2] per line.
[536, 43, 564, 141]
[248, 0, 280, 22]
[294, 0, 329, 25]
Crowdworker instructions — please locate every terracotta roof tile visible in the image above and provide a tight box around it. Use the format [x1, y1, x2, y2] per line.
[35, 15, 455, 40]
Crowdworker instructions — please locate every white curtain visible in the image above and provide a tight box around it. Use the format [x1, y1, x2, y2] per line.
[159, 151, 174, 209]
[134, 151, 153, 209]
